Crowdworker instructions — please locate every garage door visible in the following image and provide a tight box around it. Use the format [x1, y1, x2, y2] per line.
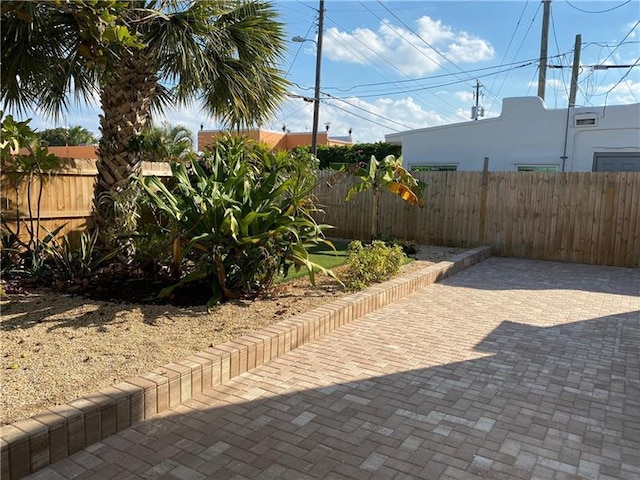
[593, 153, 640, 172]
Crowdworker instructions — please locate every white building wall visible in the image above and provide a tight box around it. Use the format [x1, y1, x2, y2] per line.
[385, 97, 640, 172]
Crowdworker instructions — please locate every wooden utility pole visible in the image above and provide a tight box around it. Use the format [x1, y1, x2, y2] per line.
[473, 80, 482, 120]
[561, 34, 582, 171]
[568, 34, 582, 107]
[311, 0, 325, 157]
[537, 0, 551, 100]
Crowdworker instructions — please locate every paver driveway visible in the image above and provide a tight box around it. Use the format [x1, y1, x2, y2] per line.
[29, 257, 640, 480]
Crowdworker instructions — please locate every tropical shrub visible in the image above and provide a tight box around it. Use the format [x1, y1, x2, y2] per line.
[344, 240, 404, 290]
[143, 135, 335, 307]
[1, 114, 61, 273]
[45, 229, 120, 282]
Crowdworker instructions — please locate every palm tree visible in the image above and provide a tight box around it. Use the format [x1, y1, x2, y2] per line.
[141, 121, 194, 163]
[2, 1, 289, 252]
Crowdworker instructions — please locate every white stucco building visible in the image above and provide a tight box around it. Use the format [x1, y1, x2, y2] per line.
[385, 97, 640, 172]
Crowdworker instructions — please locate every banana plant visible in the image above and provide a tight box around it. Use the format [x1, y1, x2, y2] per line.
[333, 155, 426, 240]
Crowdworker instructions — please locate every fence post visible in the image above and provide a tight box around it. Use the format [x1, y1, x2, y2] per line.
[477, 157, 489, 244]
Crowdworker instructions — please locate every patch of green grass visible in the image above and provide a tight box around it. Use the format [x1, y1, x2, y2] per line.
[279, 239, 351, 283]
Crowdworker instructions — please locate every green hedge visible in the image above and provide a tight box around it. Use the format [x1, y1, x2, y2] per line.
[291, 142, 401, 170]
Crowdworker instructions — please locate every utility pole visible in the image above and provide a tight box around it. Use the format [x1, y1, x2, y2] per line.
[471, 80, 484, 120]
[561, 34, 582, 172]
[311, 0, 325, 157]
[568, 34, 582, 107]
[537, 0, 551, 101]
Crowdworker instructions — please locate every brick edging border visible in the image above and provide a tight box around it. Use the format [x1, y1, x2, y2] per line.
[1, 246, 491, 479]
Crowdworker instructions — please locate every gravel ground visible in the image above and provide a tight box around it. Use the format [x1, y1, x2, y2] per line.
[0, 245, 467, 425]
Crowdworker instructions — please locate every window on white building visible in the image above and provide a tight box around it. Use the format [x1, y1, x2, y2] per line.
[574, 113, 597, 127]
[516, 165, 559, 172]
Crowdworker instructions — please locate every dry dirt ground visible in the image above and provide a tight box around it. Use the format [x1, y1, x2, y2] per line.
[0, 245, 467, 426]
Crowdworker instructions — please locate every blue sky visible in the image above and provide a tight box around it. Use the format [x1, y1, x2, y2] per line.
[18, 0, 640, 144]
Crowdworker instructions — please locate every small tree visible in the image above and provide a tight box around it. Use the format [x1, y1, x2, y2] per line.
[38, 126, 97, 146]
[330, 155, 426, 240]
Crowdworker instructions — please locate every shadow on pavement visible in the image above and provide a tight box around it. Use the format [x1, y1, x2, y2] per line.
[32, 309, 640, 480]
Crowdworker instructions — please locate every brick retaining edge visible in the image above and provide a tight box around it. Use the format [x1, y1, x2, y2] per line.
[1, 246, 491, 479]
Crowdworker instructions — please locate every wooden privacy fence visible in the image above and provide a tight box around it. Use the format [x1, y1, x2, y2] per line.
[313, 171, 640, 268]
[2, 163, 638, 268]
[1, 158, 172, 241]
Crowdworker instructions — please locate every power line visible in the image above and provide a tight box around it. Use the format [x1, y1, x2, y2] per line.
[289, 89, 416, 131]
[322, 18, 434, 100]
[285, 15, 318, 77]
[328, 1, 478, 12]
[487, 0, 530, 101]
[489, 0, 542, 113]
[374, 1, 473, 85]
[565, 0, 631, 14]
[549, 8, 569, 107]
[321, 92, 415, 130]
[322, 100, 402, 132]
[352, 2, 464, 114]
[580, 20, 640, 103]
[588, 57, 640, 98]
[372, 0, 502, 105]
[329, 61, 538, 99]
[317, 52, 570, 93]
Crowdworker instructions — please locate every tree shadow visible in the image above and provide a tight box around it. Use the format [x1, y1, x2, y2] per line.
[0, 293, 205, 332]
[444, 256, 640, 297]
[34, 310, 640, 479]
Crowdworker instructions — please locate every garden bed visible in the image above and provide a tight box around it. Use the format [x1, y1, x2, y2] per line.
[0, 245, 468, 426]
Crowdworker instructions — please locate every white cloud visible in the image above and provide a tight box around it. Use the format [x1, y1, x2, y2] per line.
[591, 79, 640, 104]
[268, 95, 456, 143]
[323, 16, 494, 77]
[455, 91, 474, 102]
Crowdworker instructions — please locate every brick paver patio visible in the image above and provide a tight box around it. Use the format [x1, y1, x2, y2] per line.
[27, 257, 639, 479]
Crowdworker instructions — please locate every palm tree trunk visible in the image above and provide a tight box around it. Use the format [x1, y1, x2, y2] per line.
[93, 54, 158, 254]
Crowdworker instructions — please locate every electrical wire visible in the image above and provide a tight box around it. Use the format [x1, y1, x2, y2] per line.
[321, 93, 415, 130]
[323, 12, 461, 117]
[587, 58, 640, 98]
[315, 52, 570, 93]
[272, 103, 313, 131]
[322, 100, 402, 132]
[580, 20, 640, 103]
[285, 15, 317, 77]
[550, 8, 569, 106]
[488, 0, 542, 113]
[373, 1, 503, 107]
[374, 2, 468, 81]
[565, 0, 631, 14]
[329, 1, 478, 12]
[328, 61, 538, 99]
[350, 1, 464, 111]
[487, 0, 530, 104]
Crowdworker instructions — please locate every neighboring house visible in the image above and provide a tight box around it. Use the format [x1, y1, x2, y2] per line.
[198, 129, 352, 152]
[385, 97, 640, 172]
